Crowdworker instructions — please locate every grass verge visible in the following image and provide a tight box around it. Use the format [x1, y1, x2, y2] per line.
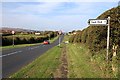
[66, 43, 117, 78]
[66, 43, 102, 78]
[10, 45, 62, 78]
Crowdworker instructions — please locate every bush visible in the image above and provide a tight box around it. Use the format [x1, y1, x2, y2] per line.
[2, 37, 12, 46]
[69, 6, 120, 55]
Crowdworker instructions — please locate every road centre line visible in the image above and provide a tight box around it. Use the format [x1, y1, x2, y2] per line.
[0, 50, 22, 58]
[28, 46, 40, 50]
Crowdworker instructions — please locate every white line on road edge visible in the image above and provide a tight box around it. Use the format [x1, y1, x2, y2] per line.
[0, 51, 22, 58]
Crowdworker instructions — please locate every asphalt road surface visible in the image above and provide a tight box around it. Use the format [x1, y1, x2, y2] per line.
[2, 35, 64, 78]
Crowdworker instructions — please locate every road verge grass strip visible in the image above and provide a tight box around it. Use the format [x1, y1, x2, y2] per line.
[66, 43, 102, 78]
[10, 45, 62, 78]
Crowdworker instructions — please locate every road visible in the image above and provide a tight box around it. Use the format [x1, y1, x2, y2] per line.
[2, 35, 64, 78]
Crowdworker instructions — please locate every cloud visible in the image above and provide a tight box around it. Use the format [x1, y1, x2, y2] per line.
[51, 2, 117, 16]
[3, 2, 117, 16]
[2, 2, 117, 31]
[3, 2, 61, 15]
[2, 12, 91, 31]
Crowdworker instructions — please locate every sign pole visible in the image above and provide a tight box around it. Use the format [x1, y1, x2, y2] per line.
[107, 16, 110, 61]
[12, 31, 15, 46]
[13, 34, 14, 46]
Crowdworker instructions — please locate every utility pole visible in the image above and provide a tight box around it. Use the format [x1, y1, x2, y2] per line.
[107, 16, 110, 61]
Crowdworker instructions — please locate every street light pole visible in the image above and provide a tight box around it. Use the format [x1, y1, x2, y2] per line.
[107, 16, 110, 61]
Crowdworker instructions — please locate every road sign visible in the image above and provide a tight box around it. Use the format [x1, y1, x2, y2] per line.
[88, 19, 108, 25]
[58, 30, 62, 35]
[12, 31, 15, 34]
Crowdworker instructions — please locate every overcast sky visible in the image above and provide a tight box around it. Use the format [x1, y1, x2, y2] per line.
[2, 1, 118, 32]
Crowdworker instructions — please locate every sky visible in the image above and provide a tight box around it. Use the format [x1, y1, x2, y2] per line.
[1, 1, 119, 32]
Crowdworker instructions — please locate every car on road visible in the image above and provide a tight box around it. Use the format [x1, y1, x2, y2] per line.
[43, 40, 50, 44]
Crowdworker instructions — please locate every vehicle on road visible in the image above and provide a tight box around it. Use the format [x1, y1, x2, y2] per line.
[43, 40, 50, 45]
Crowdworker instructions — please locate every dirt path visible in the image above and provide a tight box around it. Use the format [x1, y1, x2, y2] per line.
[54, 45, 68, 78]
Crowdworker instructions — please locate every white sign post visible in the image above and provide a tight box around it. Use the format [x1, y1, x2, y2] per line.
[12, 31, 15, 46]
[88, 16, 110, 61]
[107, 17, 110, 61]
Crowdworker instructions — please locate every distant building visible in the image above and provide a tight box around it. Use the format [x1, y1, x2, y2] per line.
[35, 33, 40, 35]
[73, 32, 76, 35]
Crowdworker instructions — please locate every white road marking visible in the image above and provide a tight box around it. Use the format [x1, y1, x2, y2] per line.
[28, 46, 39, 50]
[1, 46, 41, 58]
[0, 50, 22, 58]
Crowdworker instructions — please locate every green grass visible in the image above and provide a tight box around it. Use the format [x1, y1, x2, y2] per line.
[65, 38, 117, 78]
[1, 36, 59, 50]
[66, 43, 102, 78]
[10, 45, 62, 78]
[92, 50, 118, 78]
[65, 34, 118, 78]
[61, 35, 101, 78]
